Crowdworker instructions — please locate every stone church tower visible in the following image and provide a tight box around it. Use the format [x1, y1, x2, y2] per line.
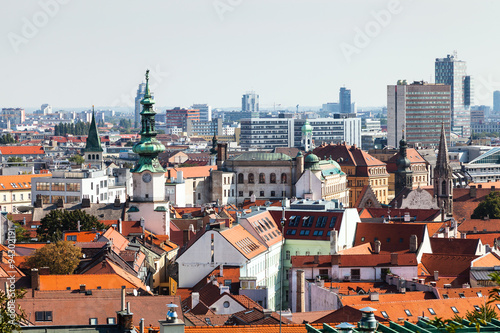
[434, 122, 453, 216]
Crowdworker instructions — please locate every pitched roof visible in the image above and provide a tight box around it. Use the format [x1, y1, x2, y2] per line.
[291, 253, 418, 268]
[0, 145, 44, 155]
[268, 210, 346, 242]
[420, 253, 478, 286]
[466, 233, 500, 247]
[0, 173, 51, 191]
[313, 143, 387, 170]
[360, 208, 441, 222]
[39, 272, 148, 292]
[241, 210, 283, 248]
[452, 188, 500, 220]
[458, 219, 500, 233]
[429, 237, 480, 255]
[63, 230, 103, 242]
[354, 222, 427, 252]
[166, 165, 217, 179]
[471, 252, 500, 267]
[220, 225, 267, 259]
[184, 324, 325, 333]
[386, 148, 427, 172]
[99, 227, 129, 253]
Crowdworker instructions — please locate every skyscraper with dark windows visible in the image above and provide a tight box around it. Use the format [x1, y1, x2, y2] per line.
[435, 53, 472, 136]
[494, 91, 500, 113]
[339, 87, 351, 113]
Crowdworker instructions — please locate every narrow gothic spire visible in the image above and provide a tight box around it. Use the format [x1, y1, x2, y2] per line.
[84, 105, 103, 153]
[436, 122, 452, 178]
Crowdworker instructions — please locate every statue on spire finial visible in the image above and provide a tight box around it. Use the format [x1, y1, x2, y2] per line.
[145, 69, 150, 82]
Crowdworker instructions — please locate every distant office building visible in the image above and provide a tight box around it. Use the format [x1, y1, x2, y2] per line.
[191, 104, 212, 122]
[41, 104, 52, 115]
[1, 108, 25, 126]
[435, 53, 472, 136]
[240, 115, 360, 149]
[494, 91, 500, 112]
[242, 92, 259, 112]
[134, 82, 154, 128]
[470, 105, 490, 124]
[387, 80, 451, 149]
[165, 108, 200, 132]
[321, 103, 339, 113]
[339, 87, 351, 113]
[187, 118, 222, 137]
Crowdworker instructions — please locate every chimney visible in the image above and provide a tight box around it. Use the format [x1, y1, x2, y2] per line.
[121, 285, 126, 311]
[177, 170, 184, 184]
[139, 318, 145, 333]
[39, 267, 50, 275]
[183, 229, 191, 245]
[373, 240, 381, 254]
[433, 271, 439, 281]
[461, 233, 466, 239]
[478, 184, 483, 189]
[56, 198, 64, 208]
[79, 284, 86, 292]
[116, 304, 134, 331]
[263, 309, 273, 318]
[118, 218, 122, 235]
[331, 254, 341, 266]
[444, 227, 450, 238]
[296, 270, 305, 313]
[114, 196, 121, 207]
[34, 194, 42, 208]
[409, 234, 418, 253]
[492, 186, 496, 192]
[31, 268, 40, 290]
[219, 265, 223, 277]
[191, 292, 200, 309]
[391, 253, 398, 265]
[82, 196, 91, 208]
[330, 230, 338, 255]
[313, 255, 319, 264]
[470, 185, 477, 198]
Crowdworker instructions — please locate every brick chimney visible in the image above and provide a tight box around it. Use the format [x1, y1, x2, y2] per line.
[373, 240, 381, 254]
[31, 268, 40, 290]
[331, 254, 341, 266]
[296, 270, 305, 312]
[469, 185, 477, 198]
[409, 235, 418, 253]
[391, 253, 398, 265]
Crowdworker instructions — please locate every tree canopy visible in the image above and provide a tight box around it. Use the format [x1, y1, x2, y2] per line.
[36, 209, 105, 242]
[68, 154, 84, 165]
[0, 288, 26, 332]
[54, 121, 90, 136]
[25, 241, 82, 274]
[0, 133, 16, 144]
[471, 191, 500, 219]
[7, 157, 24, 166]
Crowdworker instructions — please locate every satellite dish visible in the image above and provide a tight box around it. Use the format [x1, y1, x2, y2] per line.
[133, 289, 138, 297]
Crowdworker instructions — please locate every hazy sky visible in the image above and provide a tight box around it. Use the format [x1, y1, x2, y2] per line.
[2, 0, 500, 111]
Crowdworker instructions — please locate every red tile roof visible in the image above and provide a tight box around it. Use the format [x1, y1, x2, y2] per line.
[0, 145, 44, 155]
[420, 253, 478, 287]
[359, 208, 441, 222]
[0, 173, 51, 191]
[291, 253, 418, 268]
[430, 237, 480, 255]
[166, 165, 217, 179]
[467, 233, 500, 247]
[220, 225, 267, 259]
[354, 222, 427, 252]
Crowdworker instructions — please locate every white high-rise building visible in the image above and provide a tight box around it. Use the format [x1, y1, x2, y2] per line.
[242, 92, 259, 112]
[41, 104, 52, 115]
[191, 104, 212, 122]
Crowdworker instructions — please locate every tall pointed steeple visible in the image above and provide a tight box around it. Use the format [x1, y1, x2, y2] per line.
[434, 122, 453, 215]
[132, 70, 166, 173]
[395, 130, 413, 195]
[84, 106, 103, 169]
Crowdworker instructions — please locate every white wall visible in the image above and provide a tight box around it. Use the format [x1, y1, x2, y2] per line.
[127, 201, 170, 236]
[211, 294, 246, 315]
[295, 170, 322, 200]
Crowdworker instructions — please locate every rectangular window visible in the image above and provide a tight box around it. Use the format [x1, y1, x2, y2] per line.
[89, 318, 98, 325]
[381, 311, 389, 319]
[302, 216, 314, 227]
[351, 269, 360, 281]
[271, 191, 275, 197]
[286, 229, 296, 235]
[451, 307, 459, 313]
[35, 311, 53, 322]
[20, 194, 23, 200]
[404, 309, 412, 316]
[315, 216, 327, 228]
[51, 195, 64, 204]
[329, 216, 337, 228]
[285, 251, 290, 260]
[224, 279, 232, 286]
[259, 191, 264, 197]
[107, 318, 115, 324]
[319, 269, 328, 276]
[12, 194, 15, 201]
[238, 191, 243, 197]
[52, 182, 65, 191]
[66, 183, 81, 192]
[36, 182, 50, 191]
[2, 195, 5, 201]
[67, 196, 80, 203]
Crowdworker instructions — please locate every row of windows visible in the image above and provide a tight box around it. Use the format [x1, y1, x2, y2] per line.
[288, 215, 337, 228]
[238, 173, 287, 184]
[2, 193, 31, 202]
[36, 182, 82, 192]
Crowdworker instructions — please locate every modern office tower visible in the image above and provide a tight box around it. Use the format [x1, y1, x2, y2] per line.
[387, 80, 451, 149]
[339, 87, 351, 113]
[494, 91, 500, 112]
[165, 107, 200, 131]
[242, 92, 259, 112]
[40, 104, 52, 115]
[135, 82, 154, 128]
[239, 115, 360, 149]
[435, 53, 472, 136]
[1, 108, 25, 126]
[191, 104, 212, 122]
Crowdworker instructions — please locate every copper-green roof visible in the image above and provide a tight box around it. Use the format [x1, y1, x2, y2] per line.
[84, 110, 103, 153]
[232, 152, 292, 161]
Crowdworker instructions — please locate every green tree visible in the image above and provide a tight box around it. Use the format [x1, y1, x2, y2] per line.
[0, 134, 16, 144]
[13, 223, 31, 243]
[464, 304, 497, 325]
[0, 288, 27, 332]
[25, 241, 82, 274]
[7, 157, 24, 166]
[472, 192, 500, 219]
[68, 154, 84, 165]
[37, 209, 105, 242]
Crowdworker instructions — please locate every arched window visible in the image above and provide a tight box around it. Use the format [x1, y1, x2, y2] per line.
[259, 173, 265, 184]
[441, 180, 447, 196]
[238, 173, 244, 184]
[248, 173, 254, 184]
[281, 173, 287, 184]
[88, 154, 91, 160]
[92, 154, 95, 160]
[270, 173, 276, 183]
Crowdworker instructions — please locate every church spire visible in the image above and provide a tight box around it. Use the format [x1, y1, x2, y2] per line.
[434, 122, 453, 215]
[132, 70, 166, 173]
[84, 106, 103, 153]
[395, 129, 413, 194]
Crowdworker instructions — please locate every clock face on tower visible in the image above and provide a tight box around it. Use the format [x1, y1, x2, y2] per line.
[142, 173, 152, 183]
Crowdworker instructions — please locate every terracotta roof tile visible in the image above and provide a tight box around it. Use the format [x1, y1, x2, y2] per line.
[0, 174, 51, 191]
[458, 219, 500, 234]
[0, 145, 44, 155]
[354, 222, 428, 252]
[184, 323, 325, 333]
[166, 165, 217, 179]
[471, 252, 500, 267]
[291, 253, 418, 268]
[467, 233, 500, 247]
[430, 237, 480, 255]
[360, 208, 441, 222]
[220, 225, 267, 259]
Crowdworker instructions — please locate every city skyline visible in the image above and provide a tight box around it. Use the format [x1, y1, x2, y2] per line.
[2, 0, 500, 109]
